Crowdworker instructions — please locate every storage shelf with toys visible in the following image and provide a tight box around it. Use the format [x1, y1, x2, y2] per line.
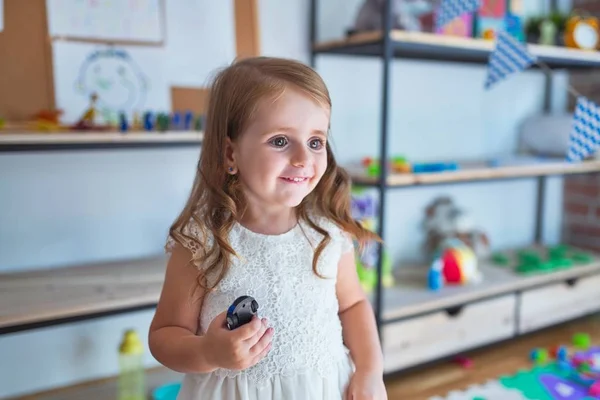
[0, 131, 204, 152]
[0, 255, 167, 335]
[309, 0, 600, 376]
[378, 244, 600, 372]
[313, 30, 600, 70]
[349, 157, 600, 187]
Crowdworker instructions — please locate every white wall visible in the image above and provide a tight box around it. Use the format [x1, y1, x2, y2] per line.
[0, 0, 570, 397]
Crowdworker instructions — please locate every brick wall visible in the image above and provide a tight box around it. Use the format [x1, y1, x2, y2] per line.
[562, 1, 600, 252]
[562, 174, 600, 252]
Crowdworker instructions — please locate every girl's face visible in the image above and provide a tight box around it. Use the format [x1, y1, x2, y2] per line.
[227, 88, 330, 212]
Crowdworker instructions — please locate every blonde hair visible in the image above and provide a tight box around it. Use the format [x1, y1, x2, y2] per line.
[169, 56, 379, 291]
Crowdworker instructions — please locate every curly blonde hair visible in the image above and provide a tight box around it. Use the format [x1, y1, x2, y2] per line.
[168, 56, 379, 292]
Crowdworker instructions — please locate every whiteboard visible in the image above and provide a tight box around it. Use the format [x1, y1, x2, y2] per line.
[46, 0, 164, 44]
[0, 0, 3, 33]
[52, 41, 170, 125]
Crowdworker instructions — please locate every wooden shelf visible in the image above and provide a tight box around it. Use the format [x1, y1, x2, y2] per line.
[0, 130, 204, 152]
[349, 159, 600, 187]
[0, 256, 167, 334]
[313, 30, 600, 69]
[381, 246, 600, 322]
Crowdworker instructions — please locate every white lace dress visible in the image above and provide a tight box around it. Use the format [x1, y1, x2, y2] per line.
[167, 215, 356, 400]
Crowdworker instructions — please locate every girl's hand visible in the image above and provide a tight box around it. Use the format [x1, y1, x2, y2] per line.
[345, 369, 387, 400]
[204, 311, 274, 371]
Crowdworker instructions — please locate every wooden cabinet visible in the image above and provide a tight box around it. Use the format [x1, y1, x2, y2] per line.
[382, 294, 516, 372]
[518, 273, 600, 334]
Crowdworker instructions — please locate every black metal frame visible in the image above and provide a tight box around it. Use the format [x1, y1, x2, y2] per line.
[308, 0, 599, 351]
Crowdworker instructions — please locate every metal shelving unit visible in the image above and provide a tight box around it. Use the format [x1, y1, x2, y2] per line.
[308, 0, 600, 346]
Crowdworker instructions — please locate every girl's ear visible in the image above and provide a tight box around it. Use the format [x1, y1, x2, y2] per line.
[224, 137, 237, 174]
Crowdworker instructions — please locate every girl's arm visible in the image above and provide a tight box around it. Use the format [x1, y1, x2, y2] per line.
[336, 246, 384, 375]
[149, 243, 272, 374]
[148, 243, 217, 374]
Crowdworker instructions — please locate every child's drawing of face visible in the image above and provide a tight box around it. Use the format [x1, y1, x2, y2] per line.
[76, 49, 147, 116]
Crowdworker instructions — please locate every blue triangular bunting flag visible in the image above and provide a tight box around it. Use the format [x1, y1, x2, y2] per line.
[567, 96, 600, 162]
[435, 0, 481, 31]
[484, 31, 537, 90]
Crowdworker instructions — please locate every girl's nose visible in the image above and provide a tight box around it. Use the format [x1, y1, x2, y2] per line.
[291, 145, 309, 168]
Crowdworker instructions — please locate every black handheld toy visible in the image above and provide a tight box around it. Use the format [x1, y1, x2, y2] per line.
[226, 295, 259, 330]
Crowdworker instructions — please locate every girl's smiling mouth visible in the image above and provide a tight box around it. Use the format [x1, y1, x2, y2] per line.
[280, 176, 310, 183]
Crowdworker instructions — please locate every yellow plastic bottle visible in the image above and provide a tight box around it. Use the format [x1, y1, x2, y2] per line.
[118, 329, 145, 400]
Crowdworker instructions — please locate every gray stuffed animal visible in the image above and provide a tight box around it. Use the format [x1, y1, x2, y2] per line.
[351, 0, 437, 33]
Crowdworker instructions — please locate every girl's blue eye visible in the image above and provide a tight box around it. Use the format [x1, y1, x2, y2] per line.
[309, 138, 324, 150]
[270, 137, 287, 147]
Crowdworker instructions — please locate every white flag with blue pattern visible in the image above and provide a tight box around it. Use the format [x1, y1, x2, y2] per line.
[484, 31, 537, 90]
[435, 0, 481, 31]
[567, 96, 600, 162]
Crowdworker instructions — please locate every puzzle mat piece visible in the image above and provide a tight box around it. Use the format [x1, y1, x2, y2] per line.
[501, 362, 597, 400]
[428, 379, 528, 400]
[431, 361, 600, 400]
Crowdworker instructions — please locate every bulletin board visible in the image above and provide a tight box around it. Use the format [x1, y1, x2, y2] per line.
[46, 0, 165, 45]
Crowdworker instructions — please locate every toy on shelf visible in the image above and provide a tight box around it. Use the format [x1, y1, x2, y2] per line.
[491, 244, 594, 276]
[73, 92, 99, 130]
[361, 156, 459, 177]
[119, 112, 129, 132]
[33, 109, 64, 132]
[423, 196, 490, 260]
[350, 187, 395, 293]
[349, 0, 435, 35]
[468, 0, 527, 42]
[362, 156, 411, 177]
[564, 14, 600, 50]
[428, 237, 482, 290]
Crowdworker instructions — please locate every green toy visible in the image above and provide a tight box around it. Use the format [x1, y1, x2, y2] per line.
[491, 245, 594, 276]
[350, 187, 395, 292]
[573, 333, 591, 350]
[356, 249, 394, 293]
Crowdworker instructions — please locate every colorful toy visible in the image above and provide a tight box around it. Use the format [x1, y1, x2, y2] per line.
[362, 156, 411, 177]
[119, 112, 129, 132]
[73, 92, 99, 130]
[156, 113, 170, 132]
[491, 245, 594, 276]
[143, 112, 154, 131]
[531, 348, 550, 364]
[574, 333, 591, 350]
[350, 187, 395, 293]
[33, 109, 64, 132]
[435, 342, 600, 399]
[422, 196, 490, 261]
[428, 238, 482, 290]
[453, 355, 474, 369]
[184, 111, 194, 130]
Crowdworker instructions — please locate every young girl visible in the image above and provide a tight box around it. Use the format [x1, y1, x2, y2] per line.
[149, 56, 387, 400]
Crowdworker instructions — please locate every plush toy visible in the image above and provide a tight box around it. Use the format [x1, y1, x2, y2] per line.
[350, 0, 436, 33]
[422, 196, 490, 261]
